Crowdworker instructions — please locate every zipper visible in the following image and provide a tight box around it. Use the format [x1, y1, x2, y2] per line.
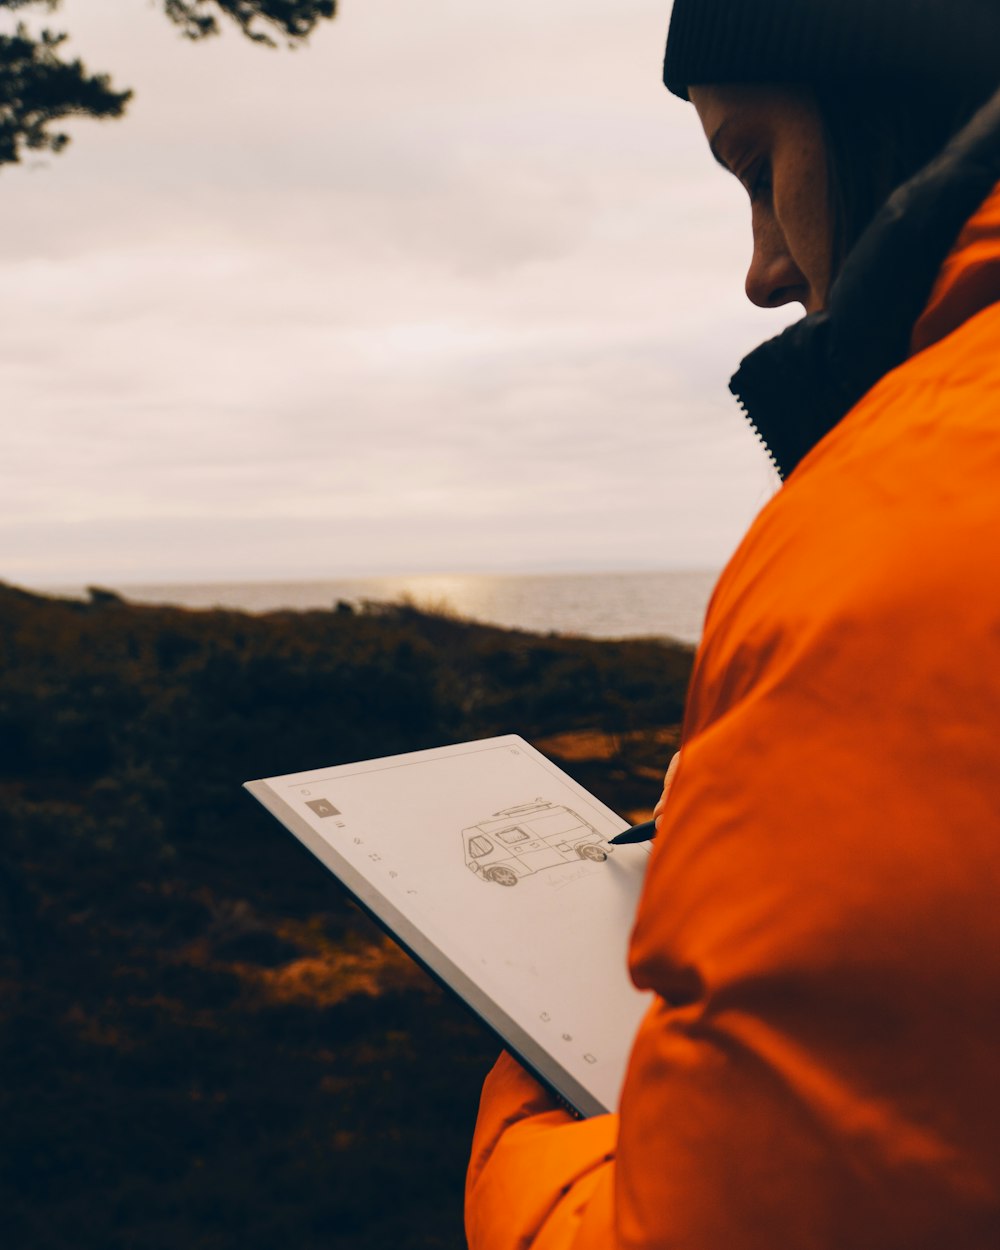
[733, 390, 782, 480]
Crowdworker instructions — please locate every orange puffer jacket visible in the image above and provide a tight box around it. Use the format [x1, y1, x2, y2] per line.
[466, 106, 1000, 1249]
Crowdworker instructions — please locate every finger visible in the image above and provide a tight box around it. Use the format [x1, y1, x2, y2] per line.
[653, 752, 681, 807]
[653, 752, 681, 831]
[662, 750, 681, 796]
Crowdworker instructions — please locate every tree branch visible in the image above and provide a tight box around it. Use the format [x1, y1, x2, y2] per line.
[0, 0, 337, 167]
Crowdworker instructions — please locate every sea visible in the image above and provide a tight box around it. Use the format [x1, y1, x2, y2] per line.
[55, 569, 721, 646]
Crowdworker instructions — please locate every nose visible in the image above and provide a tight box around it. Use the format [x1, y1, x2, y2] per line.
[745, 214, 807, 310]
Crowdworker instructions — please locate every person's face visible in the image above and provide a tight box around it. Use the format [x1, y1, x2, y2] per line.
[690, 84, 832, 314]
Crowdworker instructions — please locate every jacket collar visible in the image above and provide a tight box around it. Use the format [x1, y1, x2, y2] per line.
[911, 182, 1000, 354]
[730, 87, 1000, 481]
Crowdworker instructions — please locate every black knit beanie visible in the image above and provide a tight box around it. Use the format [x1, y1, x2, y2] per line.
[663, 0, 1000, 100]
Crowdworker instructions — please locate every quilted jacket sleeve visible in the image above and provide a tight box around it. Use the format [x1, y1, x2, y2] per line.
[465, 1051, 618, 1250]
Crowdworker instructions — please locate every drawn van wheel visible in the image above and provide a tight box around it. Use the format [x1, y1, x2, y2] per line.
[486, 866, 518, 887]
[578, 844, 608, 863]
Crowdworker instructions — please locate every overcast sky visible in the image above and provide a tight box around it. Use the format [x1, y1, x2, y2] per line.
[4, 0, 795, 588]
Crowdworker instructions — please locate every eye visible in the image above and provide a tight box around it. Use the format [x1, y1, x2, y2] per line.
[745, 159, 772, 205]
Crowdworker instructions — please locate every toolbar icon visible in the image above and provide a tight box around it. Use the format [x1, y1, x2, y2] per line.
[306, 798, 340, 818]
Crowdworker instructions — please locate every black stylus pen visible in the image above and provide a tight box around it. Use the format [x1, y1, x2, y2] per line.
[609, 818, 657, 846]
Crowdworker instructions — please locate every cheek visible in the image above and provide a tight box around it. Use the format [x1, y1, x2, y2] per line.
[776, 172, 829, 286]
[782, 148, 831, 286]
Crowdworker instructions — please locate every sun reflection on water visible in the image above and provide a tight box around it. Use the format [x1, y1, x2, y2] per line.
[83, 569, 718, 645]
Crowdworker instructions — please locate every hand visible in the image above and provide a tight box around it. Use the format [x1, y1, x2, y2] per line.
[652, 751, 680, 835]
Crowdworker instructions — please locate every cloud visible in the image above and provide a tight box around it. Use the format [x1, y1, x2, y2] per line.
[2, 0, 793, 586]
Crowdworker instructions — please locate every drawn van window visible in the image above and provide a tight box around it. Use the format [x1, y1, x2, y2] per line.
[496, 827, 530, 845]
[521, 810, 581, 839]
[462, 800, 609, 886]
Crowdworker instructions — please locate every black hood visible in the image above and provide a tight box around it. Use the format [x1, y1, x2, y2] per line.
[730, 86, 1000, 480]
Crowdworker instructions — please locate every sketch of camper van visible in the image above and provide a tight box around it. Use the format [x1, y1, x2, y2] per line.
[463, 800, 609, 886]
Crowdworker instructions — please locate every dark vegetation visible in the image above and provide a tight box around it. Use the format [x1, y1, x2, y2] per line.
[0, 582, 693, 1249]
[0, 0, 337, 166]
